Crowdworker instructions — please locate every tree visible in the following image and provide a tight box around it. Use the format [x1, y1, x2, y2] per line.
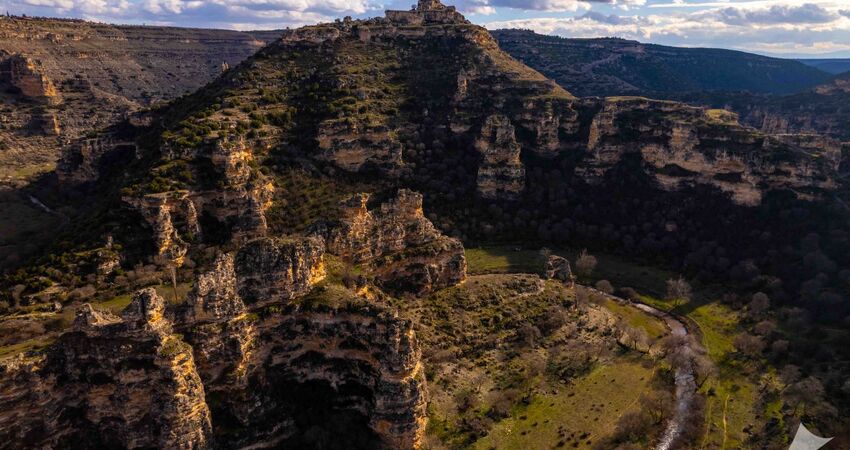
[622, 326, 651, 352]
[784, 376, 825, 416]
[666, 276, 692, 308]
[574, 286, 590, 311]
[748, 292, 770, 318]
[575, 249, 597, 279]
[733, 332, 765, 358]
[639, 391, 674, 424]
[595, 279, 614, 294]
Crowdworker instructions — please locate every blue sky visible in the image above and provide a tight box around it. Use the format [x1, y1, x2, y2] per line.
[2, 0, 850, 57]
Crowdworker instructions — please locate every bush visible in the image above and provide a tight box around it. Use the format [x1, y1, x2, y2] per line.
[575, 249, 597, 278]
[595, 280, 614, 294]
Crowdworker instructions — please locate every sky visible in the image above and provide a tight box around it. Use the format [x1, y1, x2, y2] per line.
[2, 0, 850, 57]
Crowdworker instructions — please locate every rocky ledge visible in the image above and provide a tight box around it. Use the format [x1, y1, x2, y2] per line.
[1, 261, 428, 449]
[316, 189, 467, 295]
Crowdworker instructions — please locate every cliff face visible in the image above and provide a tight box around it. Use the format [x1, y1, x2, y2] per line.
[0, 17, 278, 106]
[577, 97, 840, 205]
[0, 17, 279, 185]
[475, 114, 526, 200]
[1, 54, 61, 104]
[319, 189, 467, 295]
[0, 289, 213, 449]
[234, 236, 327, 304]
[1, 238, 431, 449]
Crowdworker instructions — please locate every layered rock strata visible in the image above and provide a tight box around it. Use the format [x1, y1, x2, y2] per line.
[0, 289, 213, 449]
[318, 189, 467, 295]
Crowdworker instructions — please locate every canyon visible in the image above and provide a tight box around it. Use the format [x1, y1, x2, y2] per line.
[2, 1, 850, 449]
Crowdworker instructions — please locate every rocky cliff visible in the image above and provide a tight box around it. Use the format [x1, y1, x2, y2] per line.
[0, 17, 279, 184]
[317, 189, 466, 295]
[0, 289, 213, 449]
[579, 97, 841, 205]
[1, 237, 431, 448]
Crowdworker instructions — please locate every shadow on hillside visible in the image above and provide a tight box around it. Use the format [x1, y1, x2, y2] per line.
[0, 171, 69, 271]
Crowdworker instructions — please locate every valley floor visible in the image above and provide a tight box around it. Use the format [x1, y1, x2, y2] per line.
[460, 245, 772, 450]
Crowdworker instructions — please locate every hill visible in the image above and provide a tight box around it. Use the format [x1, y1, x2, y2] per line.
[491, 29, 832, 97]
[797, 58, 850, 74]
[0, 15, 280, 183]
[674, 71, 850, 141]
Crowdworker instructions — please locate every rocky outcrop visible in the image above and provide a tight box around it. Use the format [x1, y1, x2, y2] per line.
[2, 246, 429, 449]
[183, 253, 246, 323]
[475, 114, 526, 200]
[196, 300, 427, 449]
[318, 189, 466, 295]
[234, 236, 326, 304]
[1, 54, 60, 104]
[316, 119, 404, 176]
[0, 289, 213, 449]
[544, 255, 573, 283]
[124, 191, 199, 266]
[579, 97, 841, 205]
[57, 136, 137, 185]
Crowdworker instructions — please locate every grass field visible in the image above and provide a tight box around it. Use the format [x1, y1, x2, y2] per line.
[601, 297, 668, 340]
[473, 358, 658, 450]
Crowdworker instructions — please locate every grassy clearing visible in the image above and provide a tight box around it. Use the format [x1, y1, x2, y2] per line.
[0, 335, 55, 359]
[601, 297, 667, 340]
[464, 245, 673, 296]
[628, 293, 758, 450]
[466, 245, 766, 450]
[465, 247, 542, 275]
[473, 358, 657, 450]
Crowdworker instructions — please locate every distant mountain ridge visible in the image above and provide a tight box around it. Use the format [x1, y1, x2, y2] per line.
[796, 58, 850, 75]
[491, 29, 833, 97]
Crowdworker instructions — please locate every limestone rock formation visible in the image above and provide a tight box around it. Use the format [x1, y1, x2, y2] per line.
[192, 300, 428, 449]
[0, 290, 213, 449]
[57, 136, 137, 185]
[475, 114, 526, 200]
[544, 255, 573, 284]
[1, 54, 61, 104]
[579, 97, 841, 205]
[234, 236, 326, 304]
[184, 253, 246, 323]
[124, 191, 199, 266]
[318, 189, 466, 295]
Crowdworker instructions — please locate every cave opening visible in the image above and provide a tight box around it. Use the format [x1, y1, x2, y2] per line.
[273, 378, 383, 450]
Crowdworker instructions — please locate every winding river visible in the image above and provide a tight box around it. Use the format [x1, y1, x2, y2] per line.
[587, 287, 699, 450]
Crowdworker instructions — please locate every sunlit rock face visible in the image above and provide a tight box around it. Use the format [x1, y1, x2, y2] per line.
[317, 189, 467, 295]
[0, 289, 213, 450]
[234, 236, 326, 304]
[1, 249, 429, 449]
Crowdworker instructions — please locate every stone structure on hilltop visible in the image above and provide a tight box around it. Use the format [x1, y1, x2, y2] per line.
[385, 0, 468, 25]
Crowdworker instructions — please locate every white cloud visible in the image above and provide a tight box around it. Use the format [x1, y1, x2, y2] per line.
[706, 3, 838, 25]
[485, 3, 850, 55]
